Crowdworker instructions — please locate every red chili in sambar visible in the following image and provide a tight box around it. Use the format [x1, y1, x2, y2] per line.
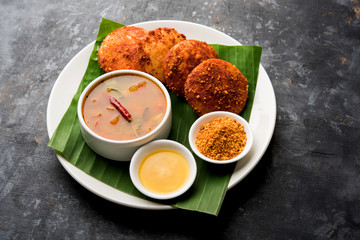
[82, 74, 167, 141]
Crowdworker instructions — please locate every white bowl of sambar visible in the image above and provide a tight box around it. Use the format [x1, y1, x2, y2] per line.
[77, 70, 172, 161]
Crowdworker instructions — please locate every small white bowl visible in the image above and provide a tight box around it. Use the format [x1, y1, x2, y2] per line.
[77, 70, 172, 161]
[188, 111, 253, 164]
[129, 139, 197, 200]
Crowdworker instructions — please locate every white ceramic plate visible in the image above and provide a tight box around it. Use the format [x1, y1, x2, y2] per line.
[46, 20, 276, 210]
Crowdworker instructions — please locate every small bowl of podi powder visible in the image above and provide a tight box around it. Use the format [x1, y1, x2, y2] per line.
[189, 111, 253, 164]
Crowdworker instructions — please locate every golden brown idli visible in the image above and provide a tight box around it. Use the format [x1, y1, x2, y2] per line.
[163, 40, 219, 96]
[98, 26, 149, 72]
[143, 28, 186, 82]
[184, 59, 248, 116]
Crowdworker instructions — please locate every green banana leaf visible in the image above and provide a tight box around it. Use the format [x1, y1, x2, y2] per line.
[48, 18, 262, 215]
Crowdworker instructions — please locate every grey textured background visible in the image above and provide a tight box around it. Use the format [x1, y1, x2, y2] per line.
[1, 0, 359, 239]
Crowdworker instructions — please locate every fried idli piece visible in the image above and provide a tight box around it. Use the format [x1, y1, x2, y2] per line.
[185, 59, 248, 116]
[143, 28, 186, 82]
[98, 26, 149, 72]
[163, 40, 219, 96]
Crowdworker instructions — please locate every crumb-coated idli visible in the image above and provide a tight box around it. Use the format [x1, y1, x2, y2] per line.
[143, 28, 186, 82]
[184, 59, 248, 116]
[163, 40, 219, 96]
[98, 26, 149, 72]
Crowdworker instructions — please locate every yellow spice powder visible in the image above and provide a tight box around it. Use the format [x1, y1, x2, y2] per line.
[195, 116, 247, 160]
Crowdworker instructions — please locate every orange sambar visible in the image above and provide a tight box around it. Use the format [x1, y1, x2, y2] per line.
[82, 74, 167, 141]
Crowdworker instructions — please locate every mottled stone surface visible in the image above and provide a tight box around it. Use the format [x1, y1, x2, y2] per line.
[1, 0, 359, 239]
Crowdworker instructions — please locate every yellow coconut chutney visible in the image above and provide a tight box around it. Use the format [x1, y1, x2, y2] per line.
[139, 149, 190, 194]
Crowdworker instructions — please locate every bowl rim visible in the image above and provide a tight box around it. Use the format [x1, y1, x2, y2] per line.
[188, 111, 254, 164]
[129, 139, 197, 200]
[77, 70, 171, 144]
